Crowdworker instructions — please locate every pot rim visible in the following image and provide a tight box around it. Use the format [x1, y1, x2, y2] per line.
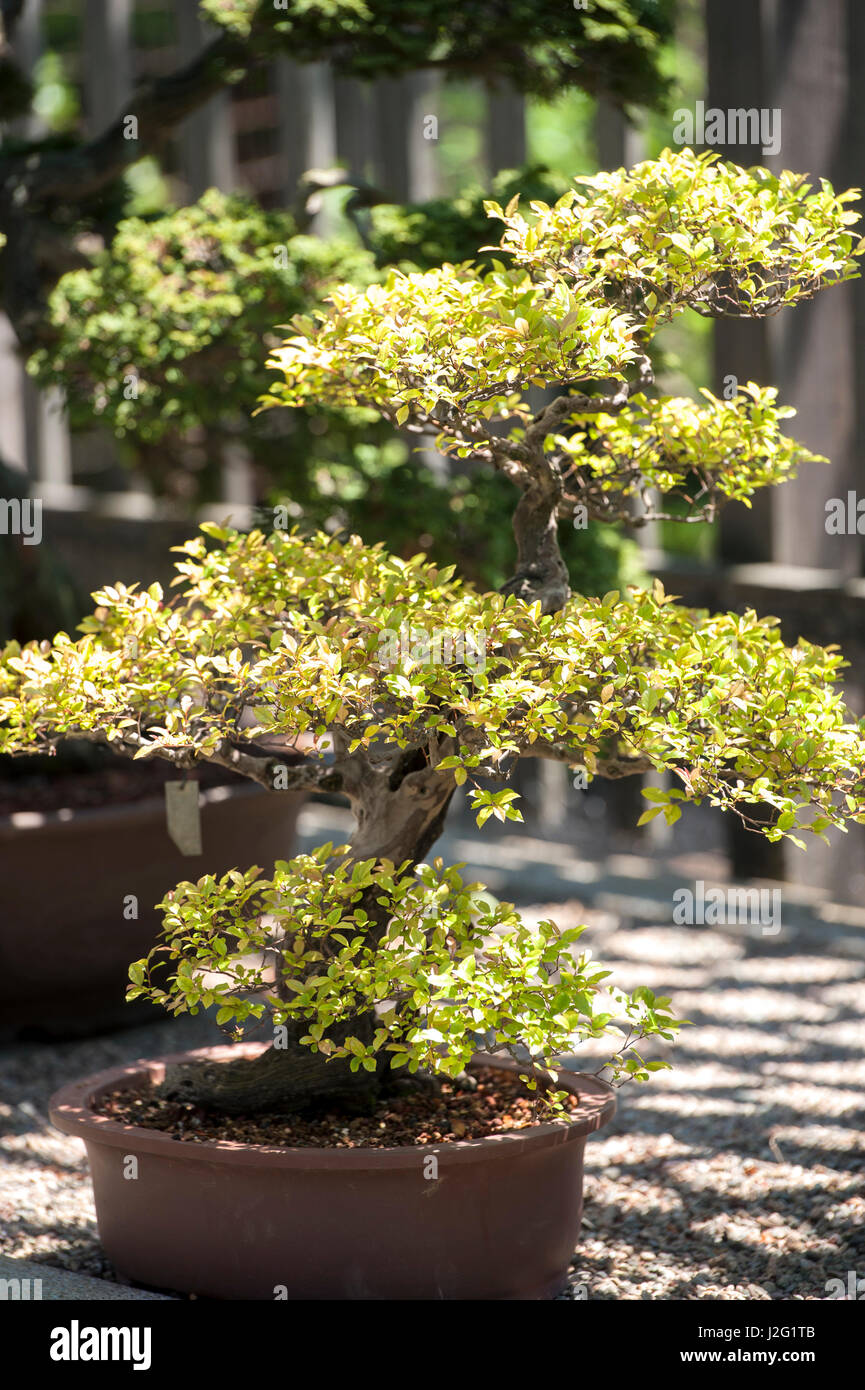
[49, 1043, 616, 1171]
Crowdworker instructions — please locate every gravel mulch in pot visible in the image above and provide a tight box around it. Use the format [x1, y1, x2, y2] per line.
[99, 1066, 579, 1148]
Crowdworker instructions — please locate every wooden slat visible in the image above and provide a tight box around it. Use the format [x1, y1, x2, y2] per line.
[373, 73, 441, 201]
[176, 0, 236, 197]
[82, 0, 133, 133]
[485, 84, 526, 175]
[275, 60, 336, 231]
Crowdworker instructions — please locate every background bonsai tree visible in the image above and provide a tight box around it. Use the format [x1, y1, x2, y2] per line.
[24, 176, 644, 595]
[2, 148, 865, 1116]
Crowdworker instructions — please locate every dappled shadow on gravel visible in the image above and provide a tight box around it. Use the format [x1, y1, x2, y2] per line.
[533, 906, 865, 1300]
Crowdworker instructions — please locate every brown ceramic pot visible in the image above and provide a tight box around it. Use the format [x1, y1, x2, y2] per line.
[50, 1043, 616, 1301]
[0, 786, 304, 1037]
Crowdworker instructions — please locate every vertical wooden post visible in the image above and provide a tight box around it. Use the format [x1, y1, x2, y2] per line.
[485, 86, 526, 175]
[276, 61, 336, 232]
[82, 0, 132, 133]
[176, 0, 236, 196]
[594, 99, 643, 171]
[0, 4, 43, 479]
[369, 72, 444, 484]
[705, 0, 782, 881]
[178, 5, 247, 508]
[591, 102, 651, 839]
[537, 756, 569, 836]
[407, 72, 440, 201]
[373, 73, 440, 200]
[705, 0, 865, 897]
[0, 316, 30, 476]
[763, 0, 865, 896]
[333, 77, 373, 183]
[218, 439, 255, 529]
[766, 0, 861, 576]
[7, 0, 43, 140]
[372, 77, 410, 199]
[706, 0, 774, 565]
[34, 387, 75, 505]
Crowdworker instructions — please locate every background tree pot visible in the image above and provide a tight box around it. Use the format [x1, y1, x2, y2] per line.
[0, 737, 308, 1038]
[0, 780, 305, 1038]
[49, 1046, 616, 1301]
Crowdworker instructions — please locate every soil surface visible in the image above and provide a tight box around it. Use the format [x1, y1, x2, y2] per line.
[98, 1066, 580, 1149]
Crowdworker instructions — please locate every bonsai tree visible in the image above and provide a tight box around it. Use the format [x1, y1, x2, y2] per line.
[25, 189, 380, 502]
[2, 148, 865, 1117]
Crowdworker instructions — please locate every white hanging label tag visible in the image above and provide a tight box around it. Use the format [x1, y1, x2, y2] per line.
[165, 780, 202, 856]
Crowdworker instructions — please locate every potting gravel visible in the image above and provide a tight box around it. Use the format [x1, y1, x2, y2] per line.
[1, 903, 862, 1301]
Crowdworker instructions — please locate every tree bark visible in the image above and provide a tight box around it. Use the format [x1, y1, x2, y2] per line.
[500, 465, 570, 614]
[158, 1016, 380, 1115]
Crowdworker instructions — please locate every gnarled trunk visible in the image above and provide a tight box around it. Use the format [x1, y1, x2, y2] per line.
[157, 767, 455, 1115]
[158, 1016, 380, 1115]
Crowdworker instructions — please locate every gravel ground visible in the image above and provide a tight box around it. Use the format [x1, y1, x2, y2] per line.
[1, 905, 863, 1301]
[545, 905, 865, 1300]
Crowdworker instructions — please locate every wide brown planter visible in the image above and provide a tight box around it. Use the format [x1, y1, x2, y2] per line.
[0, 786, 304, 1037]
[50, 1044, 616, 1301]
